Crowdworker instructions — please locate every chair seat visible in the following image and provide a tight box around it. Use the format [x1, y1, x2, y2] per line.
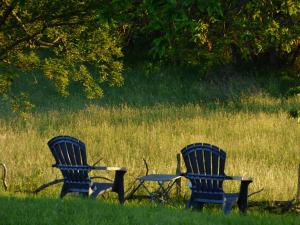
[193, 192, 239, 204]
[224, 193, 239, 200]
[91, 183, 113, 198]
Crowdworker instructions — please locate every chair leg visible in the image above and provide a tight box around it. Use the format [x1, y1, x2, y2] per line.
[60, 189, 67, 198]
[192, 202, 204, 211]
[112, 170, 126, 204]
[118, 186, 125, 204]
[91, 188, 102, 199]
[223, 197, 235, 214]
[186, 194, 194, 209]
[186, 198, 192, 209]
[237, 180, 252, 214]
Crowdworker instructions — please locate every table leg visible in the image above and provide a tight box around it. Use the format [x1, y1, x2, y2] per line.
[140, 181, 157, 201]
[125, 180, 143, 200]
[157, 180, 178, 202]
[157, 181, 167, 202]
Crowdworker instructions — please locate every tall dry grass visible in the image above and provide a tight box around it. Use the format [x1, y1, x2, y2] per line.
[0, 95, 299, 200]
[0, 69, 299, 201]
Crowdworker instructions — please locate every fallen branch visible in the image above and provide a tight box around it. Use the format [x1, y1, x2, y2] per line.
[125, 158, 150, 200]
[280, 199, 295, 213]
[143, 158, 149, 176]
[248, 188, 264, 198]
[266, 199, 296, 213]
[33, 178, 64, 194]
[92, 157, 103, 167]
[90, 176, 113, 182]
[249, 199, 297, 213]
[33, 175, 113, 194]
[297, 163, 300, 203]
[0, 163, 8, 191]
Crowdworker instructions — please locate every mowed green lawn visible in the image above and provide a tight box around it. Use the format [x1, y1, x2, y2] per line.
[0, 69, 299, 221]
[0, 194, 299, 225]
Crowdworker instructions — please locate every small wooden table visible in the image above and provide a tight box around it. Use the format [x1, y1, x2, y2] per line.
[127, 174, 181, 203]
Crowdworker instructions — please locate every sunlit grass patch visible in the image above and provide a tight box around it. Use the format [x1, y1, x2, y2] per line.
[0, 69, 299, 203]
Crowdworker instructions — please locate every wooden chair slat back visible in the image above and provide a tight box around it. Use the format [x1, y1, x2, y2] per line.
[181, 143, 226, 193]
[48, 136, 90, 184]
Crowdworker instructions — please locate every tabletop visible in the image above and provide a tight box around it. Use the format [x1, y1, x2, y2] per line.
[137, 174, 181, 182]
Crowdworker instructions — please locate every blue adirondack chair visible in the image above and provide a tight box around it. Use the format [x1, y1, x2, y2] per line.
[181, 143, 252, 213]
[48, 135, 127, 203]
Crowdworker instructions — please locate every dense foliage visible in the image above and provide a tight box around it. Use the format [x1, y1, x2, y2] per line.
[120, 1, 299, 67]
[0, 0, 123, 112]
[0, 0, 299, 111]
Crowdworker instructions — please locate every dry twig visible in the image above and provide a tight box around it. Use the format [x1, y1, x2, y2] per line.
[0, 163, 8, 191]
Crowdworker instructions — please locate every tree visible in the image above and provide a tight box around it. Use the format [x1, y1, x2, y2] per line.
[0, 0, 124, 112]
[1, 0, 299, 115]
[116, 0, 299, 69]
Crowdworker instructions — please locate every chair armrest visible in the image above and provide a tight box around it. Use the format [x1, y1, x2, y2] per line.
[226, 176, 253, 181]
[184, 174, 252, 182]
[91, 166, 127, 172]
[54, 165, 91, 171]
[186, 174, 229, 180]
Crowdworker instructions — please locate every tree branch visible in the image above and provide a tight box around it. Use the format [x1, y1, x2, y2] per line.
[0, 13, 94, 59]
[4, 1, 64, 49]
[0, 0, 18, 28]
[6, 0, 30, 35]
[0, 1, 95, 58]
[37, 36, 62, 48]
[0, 30, 41, 60]
[290, 40, 300, 66]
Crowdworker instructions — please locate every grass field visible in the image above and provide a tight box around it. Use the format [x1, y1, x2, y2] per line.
[0, 194, 299, 225]
[0, 67, 299, 205]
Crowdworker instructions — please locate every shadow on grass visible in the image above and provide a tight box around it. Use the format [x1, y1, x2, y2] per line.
[0, 66, 299, 120]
